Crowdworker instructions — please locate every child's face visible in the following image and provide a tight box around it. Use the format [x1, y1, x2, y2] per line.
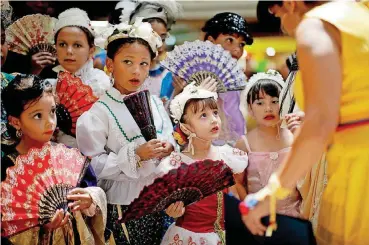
[1, 28, 8, 67]
[208, 33, 246, 60]
[106, 42, 151, 94]
[9, 93, 57, 145]
[249, 91, 281, 127]
[184, 105, 222, 141]
[56, 27, 94, 73]
[150, 20, 168, 61]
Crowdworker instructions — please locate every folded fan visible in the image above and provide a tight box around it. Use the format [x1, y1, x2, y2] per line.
[1, 143, 90, 237]
[123, 90, 157, 142]
[6, 14, 57, 55]
[161, 40, 247, 93]
[56, 72, 98, 136]
[119, 159, 234, 223]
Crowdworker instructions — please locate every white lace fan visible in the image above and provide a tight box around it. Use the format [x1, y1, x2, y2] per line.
[161, 40, 247, 93]
[6, 14, 57, 55]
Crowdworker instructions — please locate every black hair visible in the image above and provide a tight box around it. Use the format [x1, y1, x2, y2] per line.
[2, 75, 54, 140]
[247, 79, 283, 105]
[202, 12, 253, 45]
[54, 26, 95, 48]
[107, 36, 156, 60]
[108, 8, 122, 25]
[143, 17, 167, 29]
[181, 98, 218, 123]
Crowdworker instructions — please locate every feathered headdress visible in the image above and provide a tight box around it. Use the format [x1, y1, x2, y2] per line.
[130, 0, 183, 30]
[94, 18, 162, 56]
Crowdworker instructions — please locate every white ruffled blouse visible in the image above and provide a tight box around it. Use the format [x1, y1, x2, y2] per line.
[76, 87, 176, 205]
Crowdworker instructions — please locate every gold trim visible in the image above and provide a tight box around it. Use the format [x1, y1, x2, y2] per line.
[214, 191, 225, 245]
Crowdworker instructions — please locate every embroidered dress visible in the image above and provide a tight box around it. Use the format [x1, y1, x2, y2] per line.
[76, 87, 176, 245]
[158, 145, 248, 245]
[49, 59, 111, 148]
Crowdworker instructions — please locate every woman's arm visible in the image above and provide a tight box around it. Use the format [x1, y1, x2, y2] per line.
[242, 18, 342, 235]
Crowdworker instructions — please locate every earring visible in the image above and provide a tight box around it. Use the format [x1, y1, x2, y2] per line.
[16, 129, 22, 138]
[110, 74, 115, 86]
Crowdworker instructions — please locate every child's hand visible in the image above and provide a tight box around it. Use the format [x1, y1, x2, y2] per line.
[44, 209, 70, 231]
[199, 76, 217, 92]
[136, 139, 164, 160]
[31, 51, 56, 75]
[172, 76, 187, 96]
[285, 111, 305, 134]
[159, 141, 174, 158]
[67, 188, 93, 212]
[166, 201, 185, 218]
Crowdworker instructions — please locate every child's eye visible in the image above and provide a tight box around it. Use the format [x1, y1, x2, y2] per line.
[201, 113, 207, 118]
[123, 60, 133, 65]
[58, 43, 66, 47]
[141, 62, 149, 66]
[240, 42, 246, 48]
[256, 101, 263, 105]
[226, 38, 233, 43]
[273, 100, 279, 104]
[51, 108, 56, 115]
[213, 110, 219, 116]
[33, 113, 42, 120]
[74, 43, 82, 48]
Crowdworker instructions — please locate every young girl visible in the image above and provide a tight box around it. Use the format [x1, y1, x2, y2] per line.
[1, 75, 107, 244]
[52, 8, 111, 147]
[76, 19, 176, 245]
[158, 83, 248, 245]
[235, 70, 302, 217]
[202, 12, 254, 143]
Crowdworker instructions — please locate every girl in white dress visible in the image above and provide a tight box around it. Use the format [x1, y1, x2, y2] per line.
[158, 83, 248, 245]
[76, 19, 176, 245]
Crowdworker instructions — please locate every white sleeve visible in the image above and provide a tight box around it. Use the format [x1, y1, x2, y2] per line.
[87, 69, 112, 98]
[153, 96, 177, 149]
[220, 145, 248, 174]
[76, 111, 142, 180]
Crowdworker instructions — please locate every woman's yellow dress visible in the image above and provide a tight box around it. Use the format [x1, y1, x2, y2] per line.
[294, 2, 369, 245]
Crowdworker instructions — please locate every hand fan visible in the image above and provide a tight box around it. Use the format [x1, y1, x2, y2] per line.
[119, 159, 234, 223]
[5, 14, 57, 55]
[123, 90, 157, 142]
[161, 40, 247, 93]
[1, 143, 89, 237]
[56, 72, 98, 136]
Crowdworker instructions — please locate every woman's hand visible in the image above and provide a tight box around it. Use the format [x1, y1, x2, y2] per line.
[172, 76, 187, 96]
[241, 198, 269, 236]
[44, 209, 70, 231]
[285, 111, 305, 134]
[31, 51, 56, 75]
[67, 188, 93, 212]
[166, 201, 185, 218]
[136, 139, 165, 160]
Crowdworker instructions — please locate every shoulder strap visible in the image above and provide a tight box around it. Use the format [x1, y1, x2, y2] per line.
[241, 135, 251, 152]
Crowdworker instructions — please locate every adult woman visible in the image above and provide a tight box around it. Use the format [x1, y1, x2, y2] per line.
[242, 1, 369, 245]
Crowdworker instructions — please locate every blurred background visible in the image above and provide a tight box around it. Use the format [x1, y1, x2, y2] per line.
[8, 1, 296, 78]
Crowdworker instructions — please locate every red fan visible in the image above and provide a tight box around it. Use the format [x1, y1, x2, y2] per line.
[124, 90, 157, 141]
[1, 143, 89, 237]
[119, 159, 234, 223]
[56, 72, 98, 136]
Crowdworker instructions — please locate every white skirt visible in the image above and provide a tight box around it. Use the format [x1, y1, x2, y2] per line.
[161, 223, 221, 245]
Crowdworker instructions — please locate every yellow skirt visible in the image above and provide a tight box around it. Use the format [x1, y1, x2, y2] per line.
[317, 124, 369, 245]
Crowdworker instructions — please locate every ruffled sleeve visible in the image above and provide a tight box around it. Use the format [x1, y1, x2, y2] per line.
[84, 69, 111, 98]
[76, 108, 143, 181]
[219, 145, 248, 174]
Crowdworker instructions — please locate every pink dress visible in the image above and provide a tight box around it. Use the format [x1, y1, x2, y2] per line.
[242, 135, 301, 218]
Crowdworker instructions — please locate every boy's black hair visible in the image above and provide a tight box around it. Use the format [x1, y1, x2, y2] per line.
[202, 12, 253, 45]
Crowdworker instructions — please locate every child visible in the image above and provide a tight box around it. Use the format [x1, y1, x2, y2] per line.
[52, 8, 111, 147]
[235, 70, 301, 217]
[1, 74, 107, 244]
[76, 19, 176, 245]
[159, 83, 248, 245]
[129, 0, 182, 105]
[202, 12, 253, 143]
